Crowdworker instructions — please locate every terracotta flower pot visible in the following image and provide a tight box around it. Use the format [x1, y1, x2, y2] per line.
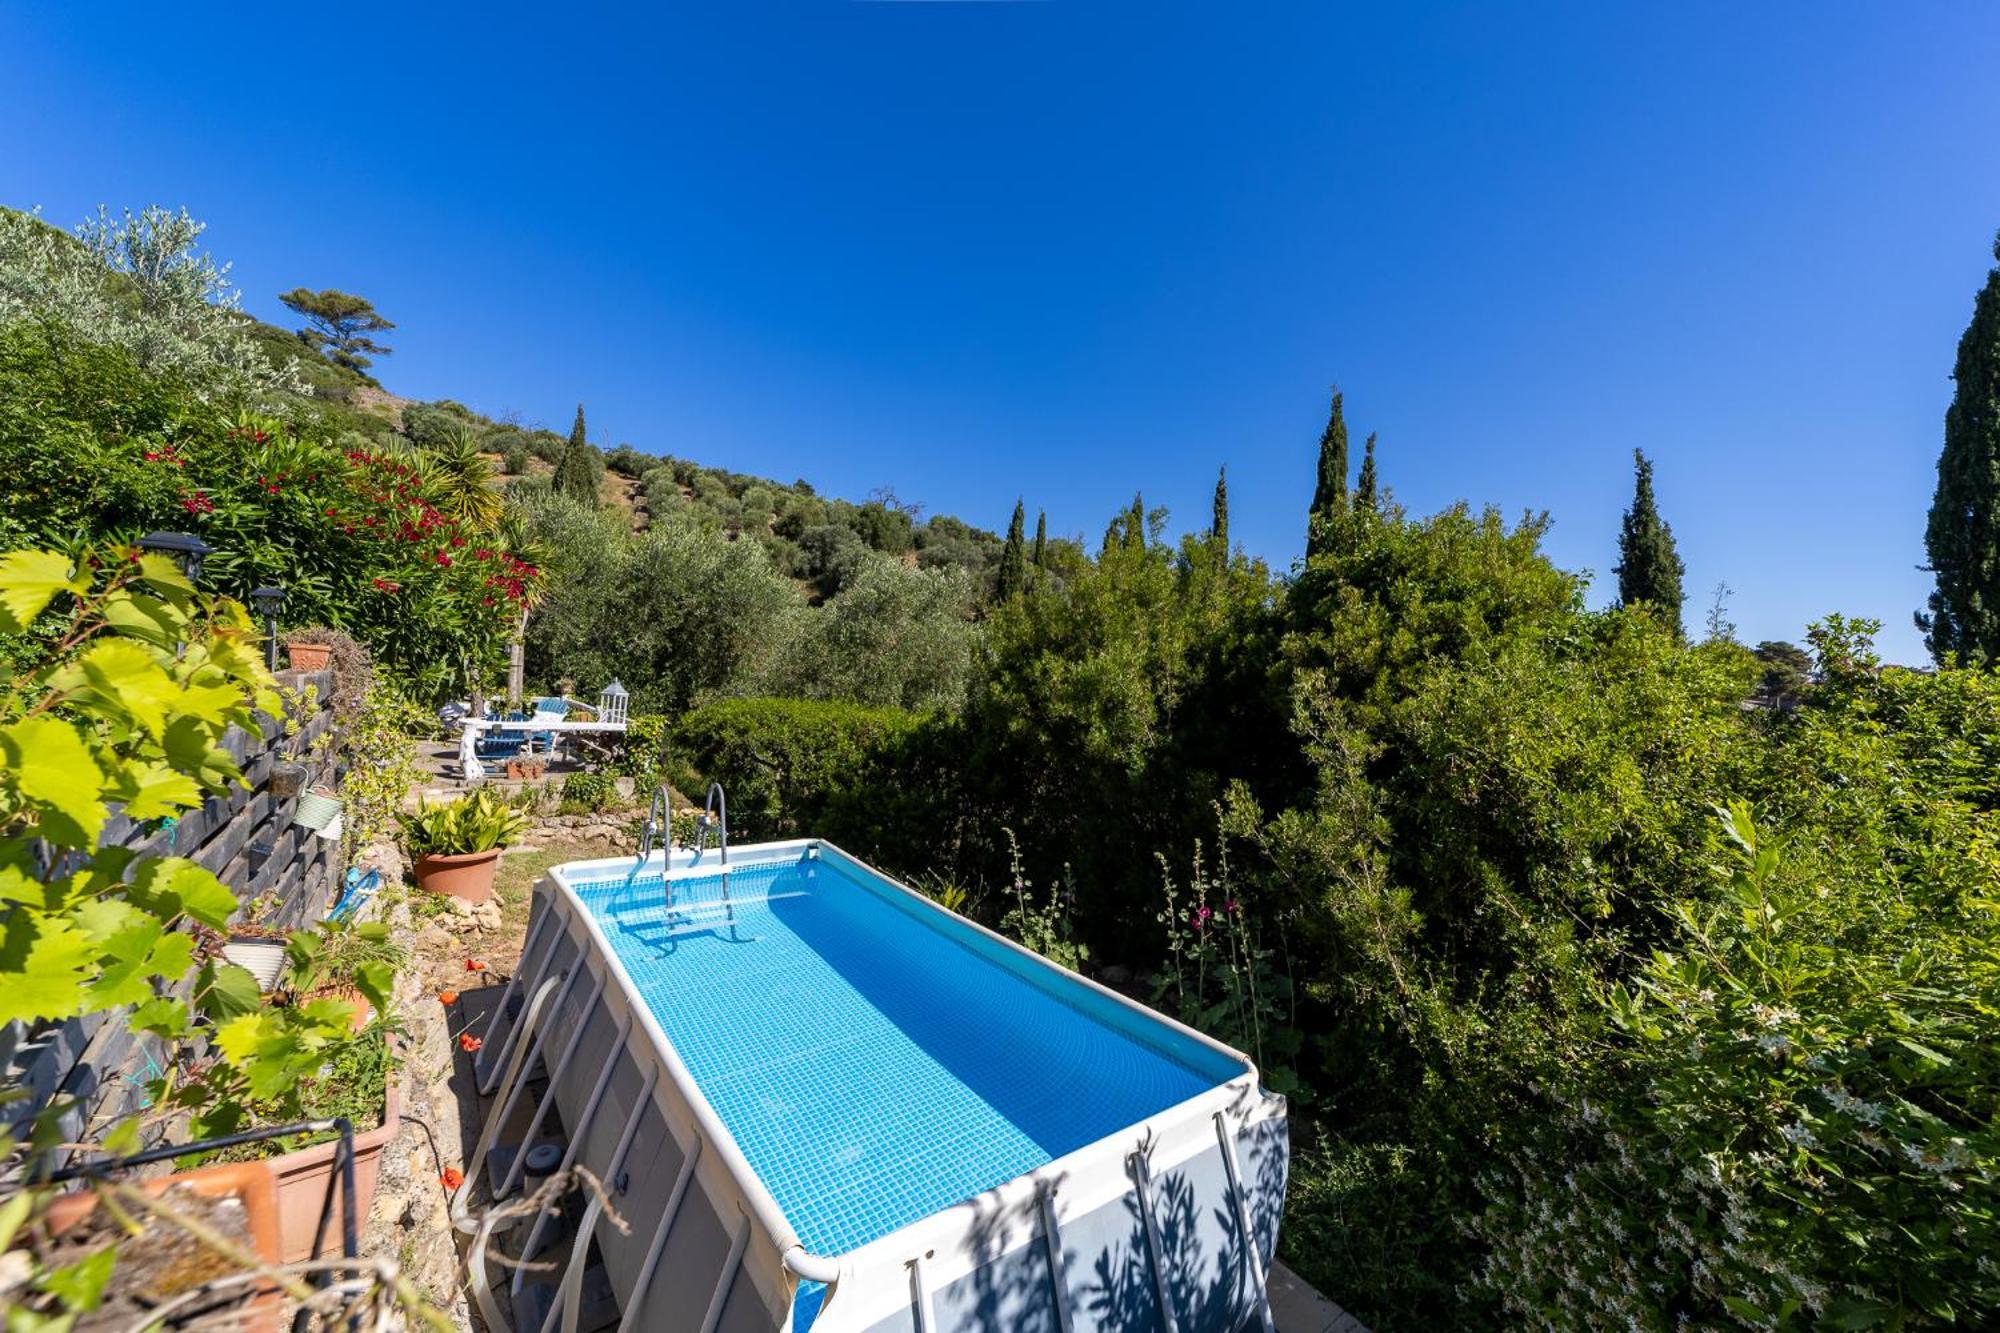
[414, 848, 503, 903]
[262, 1081, 401, 1265]
[304, 983, 374, 1032]
[286, 641, 333, 672]
[45, 1160, 283, 1331]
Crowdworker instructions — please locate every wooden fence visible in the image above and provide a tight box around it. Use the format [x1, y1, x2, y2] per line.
[1, 668, 346, 1163]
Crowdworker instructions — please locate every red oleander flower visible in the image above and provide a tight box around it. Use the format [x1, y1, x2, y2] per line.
[459, 1033, 483, 1052]
[370, 577, 400, 593]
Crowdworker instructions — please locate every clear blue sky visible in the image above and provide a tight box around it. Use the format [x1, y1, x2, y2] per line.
[8, 4, 2000, 661]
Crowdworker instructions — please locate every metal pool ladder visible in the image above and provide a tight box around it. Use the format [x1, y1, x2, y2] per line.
[622, 784, 673, 892]
[678, 782, 753, 942]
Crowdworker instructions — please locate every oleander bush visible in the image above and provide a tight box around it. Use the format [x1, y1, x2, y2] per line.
[0, 323, 539, 697]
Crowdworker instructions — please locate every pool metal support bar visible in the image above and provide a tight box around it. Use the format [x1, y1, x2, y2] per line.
[460, 898, 842, 1333]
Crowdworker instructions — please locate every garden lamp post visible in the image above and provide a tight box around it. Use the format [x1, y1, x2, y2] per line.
[137, 531, 213, 586]
[250, 586, 286, 670]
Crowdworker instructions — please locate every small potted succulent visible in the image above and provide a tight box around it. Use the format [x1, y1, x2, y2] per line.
[399, 790, 530, 904]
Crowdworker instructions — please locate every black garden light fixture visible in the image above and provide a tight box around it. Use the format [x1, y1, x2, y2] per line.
[250, 585, 286, 670]
[136, 530, 214, 585]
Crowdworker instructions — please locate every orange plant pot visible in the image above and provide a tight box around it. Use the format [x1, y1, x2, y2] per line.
[285, 642, 333, 672]
[45, 1160, 284, 1331]
[413, 848, 503, 903]
[261, 1081, 401, 1265]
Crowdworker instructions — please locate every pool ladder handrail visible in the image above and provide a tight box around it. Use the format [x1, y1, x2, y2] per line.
[623, 783, 674, 892]
[684, 782, 754, 942]
[690, 781, 728, 869]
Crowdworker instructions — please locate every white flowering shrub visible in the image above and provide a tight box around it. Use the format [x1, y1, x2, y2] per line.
[1476, 801, 1998, 1329]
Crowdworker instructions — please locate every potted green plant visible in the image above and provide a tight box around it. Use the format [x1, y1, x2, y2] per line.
[399, 790, 530, 903]
[283, 917, 408, 1030]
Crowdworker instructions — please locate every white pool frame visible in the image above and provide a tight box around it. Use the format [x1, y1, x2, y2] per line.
[474, 838, 1288, 1333]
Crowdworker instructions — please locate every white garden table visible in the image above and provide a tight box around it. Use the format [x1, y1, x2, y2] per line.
[458, 716, 629, 782]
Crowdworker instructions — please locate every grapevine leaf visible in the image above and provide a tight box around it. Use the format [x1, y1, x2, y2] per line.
[0, 716, 108, 849]
[110, 760, 203, 820]
[0, 549, 82, 634]
[76, 638, 178, 739]
[129, 996, 191, 1038]
[99, 589, 183, 648]
[129, 856, 236, 930]
[0, 914, 96, 1026]
[198, 962, 262, 1020]
[353, 960, 394, 1017]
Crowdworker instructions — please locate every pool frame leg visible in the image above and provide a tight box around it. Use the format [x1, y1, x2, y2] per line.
[535, 1061, 660, 1333]
[696, 1210, 752, 1333]
[613, 1132, 703, 1333]
[1214, 1110, 1277, 1333]
[1038, 1184, 1077, 1333]
[1129, 1148, 1181, 1333]
[454, 966, 572, 1234]
[909, 1250, 939, 1333]
[478, 908, 560, 1093]
[499, 974, 607, 1199]
[511, 1009, 633, 1297]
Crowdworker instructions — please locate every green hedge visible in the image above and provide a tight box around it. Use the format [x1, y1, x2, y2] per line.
[672, 697, 926, 845]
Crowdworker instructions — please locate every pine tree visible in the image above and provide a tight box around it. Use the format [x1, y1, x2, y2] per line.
[1032, 510, 1047, 569]
[555, 404, 596, 504]
[1211, 465, 1230, 549]
[1921, 232, 2000, 665]
[1306, 387, 1349, 558]
[278, 288, 395, 373]
[1614, 448, 1686, 633]
[1355, 433, 1379, 509]
[998, 499, 1028, 598]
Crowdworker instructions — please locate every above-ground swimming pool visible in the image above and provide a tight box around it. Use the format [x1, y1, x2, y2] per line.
[462, 839, 1288, 1333]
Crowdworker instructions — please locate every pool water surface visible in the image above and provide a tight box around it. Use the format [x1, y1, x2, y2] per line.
[568, 851, 1240, 1258]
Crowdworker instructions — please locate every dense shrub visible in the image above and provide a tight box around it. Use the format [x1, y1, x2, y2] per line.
[1478, 799, 1999, 1328]
[558, 771, 617, 814]
[0, 325, 532, 696]
[672, 696, 922, 840]
[525, 514, 803, 712]
[764, 560, 980, 711]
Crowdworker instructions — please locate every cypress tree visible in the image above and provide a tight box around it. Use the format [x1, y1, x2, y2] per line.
[998, 498, 1028, 598]
[1306, 387, 1349, 558]
[1211, 465, 1230, 549]
[1127, 493, 1146, 550]
[1614, 448, 1686, 633]
[1355, 433, 1379, 509]
[555, 403, 597, 504]
[1032, 510, 1047, 569]
[1920, 231, 2000, 665]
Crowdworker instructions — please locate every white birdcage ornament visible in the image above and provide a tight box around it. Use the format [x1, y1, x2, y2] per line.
[598, 679, 629, 727]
